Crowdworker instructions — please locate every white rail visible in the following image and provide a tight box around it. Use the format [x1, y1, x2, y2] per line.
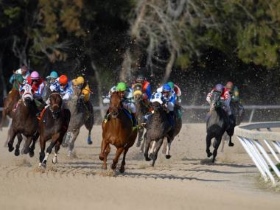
[235, 122, 280, 186]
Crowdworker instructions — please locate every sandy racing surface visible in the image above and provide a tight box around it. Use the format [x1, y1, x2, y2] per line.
[0, 123, 279, 210]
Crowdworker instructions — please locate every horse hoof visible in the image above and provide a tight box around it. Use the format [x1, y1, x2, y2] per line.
[61, 143, 68, 147]
[145, 157, 151, 161]
[8, 146, 14, 152]
[99, 155, 104, 161]
[87, 140, 92, 145]
[119, 168, 125, 173]
[15, 150, 20, 156]
[29, 151, 34, 157]
[229, 142, 234, 147]
[207, 152, 212, 157]
[165, 155, 171, 159]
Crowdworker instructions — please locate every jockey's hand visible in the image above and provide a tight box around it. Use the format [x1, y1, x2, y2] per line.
[50, 86, 56, 92]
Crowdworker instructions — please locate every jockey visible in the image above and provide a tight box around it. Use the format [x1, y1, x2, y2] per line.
[25, 71, 45, 99]
[72, 76, 91, 102]
[50, 74, 73, 101]
[167, 81, 182, 106]
[154, 83, 176, 126]
[72, 76, 93, 115]
[9, 65, 30, 86]
[104, 82, 137, 127]
[225, 81, 245, 122]
[132, 74, 152, 101]
[206, 84, 234, 123]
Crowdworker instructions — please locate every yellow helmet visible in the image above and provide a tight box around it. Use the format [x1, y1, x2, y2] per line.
[72, 76, 85, 86]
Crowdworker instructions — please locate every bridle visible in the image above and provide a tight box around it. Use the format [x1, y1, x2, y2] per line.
[49, 92, 62, 119]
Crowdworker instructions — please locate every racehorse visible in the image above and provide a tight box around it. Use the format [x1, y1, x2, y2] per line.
[132, 82, 151, 148]
[99, 91, 137, 173]
[38, 92, 71, 167]
[7, 84, 39, 157]
[0, 74, 23, 130]
[62, 84, 94, 156]
[143, 93, 175, 167]
[206, 91, 235, 163]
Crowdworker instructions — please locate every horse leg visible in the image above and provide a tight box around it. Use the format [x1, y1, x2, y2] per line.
[67, 130, 79, 157]
[212, 136, 222, 163]
[165, 138, 172, 159]
[136, 127, 144, 147]
[99, 141, 110, 170]
[150, 138, 164, 167]
[62, 131, 72, 147]
[206, 134, 212, 157]
[15, 134, 23, 156]
[39, 138, 46, 167]
[111, 147, 124, 170]
[52, 142, 61, 164]
[29, 132, 39, 157]
[87, 129, 92, 145]
[119, 148, 129, 173]
[7, 129, 17, 153]
[144, 137, 151, 161]
[140, 131, 147, 153]
[41, 141, 56, 166]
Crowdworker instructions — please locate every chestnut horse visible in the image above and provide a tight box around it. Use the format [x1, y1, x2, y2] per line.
[7, 84, 39, 157]
[0, 74, 23, 130]
[99, 91, 137, 173]
[38, 92, 71, 167]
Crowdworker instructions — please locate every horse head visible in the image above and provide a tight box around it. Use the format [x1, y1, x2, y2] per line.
[108, 92, 122, 118]
[49, 92, 62, 119]
[21, 84, 33, 103]
[210, 91, 222, 111]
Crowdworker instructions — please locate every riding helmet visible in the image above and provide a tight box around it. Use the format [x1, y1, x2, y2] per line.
[30, 71, 40, 80]
[214, 84, 224, 92]
[136, 74, 145, 83]
[167, 81, 174, 89]
[72, 76, 85, 86]
[59, 75, 68, 86]
[162, 83, 171, 92]
[47, 70, 59, 79]
[116, 82, 127, 91]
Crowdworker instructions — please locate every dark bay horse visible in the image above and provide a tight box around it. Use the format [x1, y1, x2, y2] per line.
[38, 92, 71, 167]
[143, 93, 174, 167]
[132, 83, 151, 148]
[7, 84, 39, 157]
[62, 85, 94, 157]
[0, 74, 23, 130]
[99, 91, 137, 173]
[206, 91, 235, 163]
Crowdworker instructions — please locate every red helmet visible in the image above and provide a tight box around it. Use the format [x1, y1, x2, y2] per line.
[59, 75, 68, 85]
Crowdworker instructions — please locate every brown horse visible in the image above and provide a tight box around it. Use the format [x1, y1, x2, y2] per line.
[7, 84, 39, 157]
[99, 91, 137, 173]
[38, 92, 71, 167]
[132, 83, 151, 150]
[0, 74, 23, 130]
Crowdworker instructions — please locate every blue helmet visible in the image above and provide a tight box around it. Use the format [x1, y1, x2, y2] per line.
[47, 70, 59, 79]
[162, 83, 171, 92]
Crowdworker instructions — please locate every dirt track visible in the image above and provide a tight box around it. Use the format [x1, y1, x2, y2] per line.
[0, 124, 279, 210]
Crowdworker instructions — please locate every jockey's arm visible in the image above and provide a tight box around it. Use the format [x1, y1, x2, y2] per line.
[206, 91, 213, 104]
[145, 84, 152, 99]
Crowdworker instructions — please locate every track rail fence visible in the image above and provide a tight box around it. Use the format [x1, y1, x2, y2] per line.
[235, 122, 280, 186]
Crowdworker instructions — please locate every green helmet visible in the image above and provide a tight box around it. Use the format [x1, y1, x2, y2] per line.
[167, 81, 174, 89]
[116, 82, 127, 91]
